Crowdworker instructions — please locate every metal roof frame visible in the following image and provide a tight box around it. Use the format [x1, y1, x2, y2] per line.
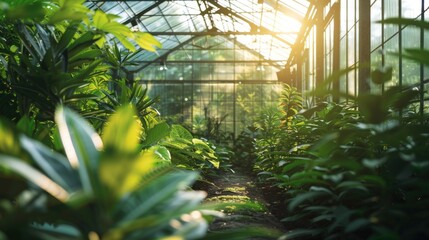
[86, 0, 310, 74]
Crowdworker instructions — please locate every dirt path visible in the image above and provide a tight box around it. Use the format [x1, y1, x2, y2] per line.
[202, 169, 286, 239]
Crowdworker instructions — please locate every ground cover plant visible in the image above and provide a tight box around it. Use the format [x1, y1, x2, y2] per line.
[252, 18, 429, 240]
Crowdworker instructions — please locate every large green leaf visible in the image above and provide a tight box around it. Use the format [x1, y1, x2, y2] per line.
[55, 106, 101, 195]
[19, 135, 78, 191]
[100, 150, 155, 198]
[100, 105, 157, 197]
[118, 170, 199, 223]
[0, 154, 69, 202]
[142, 121, 170, 147]
[133, 32, 162, 52]
[47, 0, 88, 24]
[170, 124, 193, 141]
[101, 105, 140, 152]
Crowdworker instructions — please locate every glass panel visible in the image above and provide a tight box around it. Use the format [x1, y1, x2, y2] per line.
[384, 0, 399, 40]
[402, 27, 420, 86]
[402, 0, 422, 18]
[371, 0, 382, 51]
[385, 36, 400, 87]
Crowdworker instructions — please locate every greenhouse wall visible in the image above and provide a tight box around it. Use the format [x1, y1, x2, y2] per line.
[135, 36, 284, 139]
[297, 0, 429, 112]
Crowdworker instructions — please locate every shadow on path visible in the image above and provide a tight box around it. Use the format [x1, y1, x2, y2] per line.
[199, 168, 286, 239]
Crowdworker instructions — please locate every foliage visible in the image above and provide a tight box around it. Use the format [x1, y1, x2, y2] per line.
[0, 2, 270, 240]
[232, 126, 260, 169]
[0, 105, 214, 240]
[0, 0, 161, 122]
[160, 124, 221, 173]
[279, 84, 303, 125]
[92, 80, 160, 130]
[252, 18, 429, 240]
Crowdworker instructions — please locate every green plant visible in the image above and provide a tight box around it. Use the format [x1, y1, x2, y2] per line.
[0, 105, 212, 239]
[161, 124, 221, 173]
[0, 0, 161, 121]
[279, 84, 303, 125]
[250, 18, 429, 240]
[92, 80, 160, 130]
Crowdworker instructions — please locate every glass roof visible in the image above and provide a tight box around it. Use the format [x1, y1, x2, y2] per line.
[86, 0, 310, 73]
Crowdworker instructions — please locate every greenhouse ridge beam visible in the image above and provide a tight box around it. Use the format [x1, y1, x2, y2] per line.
[132, 35, 200, 73]
[264, 0, 304, 21]
[148, 31, 298, 36]
[122, 0, 167, 25]
[206, 0, 293, 46]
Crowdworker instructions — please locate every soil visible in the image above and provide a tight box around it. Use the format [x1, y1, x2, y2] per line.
[194, 168, 287, 239]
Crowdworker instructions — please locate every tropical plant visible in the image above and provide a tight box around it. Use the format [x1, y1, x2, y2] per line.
[160, 124, 221, 174]
[0, 0, 161, 121]
[90, 80, 160, 130]
[0, 105, 214, 240]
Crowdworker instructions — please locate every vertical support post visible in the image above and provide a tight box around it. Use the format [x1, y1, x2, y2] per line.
[420, 1, 425, 118]
[332, 2, 341, 102]
[296, 62, 302, 93]
[316, 2, 325, 93]
[358, 0, 371, 94]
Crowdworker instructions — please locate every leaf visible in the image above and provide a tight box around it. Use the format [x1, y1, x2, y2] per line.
[67, 31, 99, 57]
[357, 175, 386, 188]
[93, 10, 109, 28]
[282, 160, 308, 173]
[3, 1, 45, 20]
[20, 135, 78, 191]
[70, 58, 103, 83]
[288, 191, 329, 211]
[337, 181, 368, 192]
[0, 155, 69, 202]
[309, 186, 334, 196]
[55, 106, 102, 195]
[363, 158, 386, 169]
[133, 32, 162, 52]
[113, 33, 136, 52]
[56, 24, 79, 54]
[101, 22, 133, 38]
[380, 17, 429, 30]
[118, 170, 199, 223]
[100, 148, 155, 198]
[170, 125, 193, 141]
[143, 122, 170, 147]
[69, 49, 102, 63]
[345, 218, 370, 233]
[358, 94, 388, 124]
[102, 105, 140, 153]
[401, 48, 429, 66]
[16, 115, 35, 136]
[153, 146, 171, 163]
[207, 159, 220, 169]
[47, 0, 88, 24]
[16, 23, 43, 60]
[371, 66, 393, 85]
[0, 119, 21, 157]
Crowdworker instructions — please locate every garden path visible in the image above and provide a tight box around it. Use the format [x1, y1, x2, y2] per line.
[202, 169, 286, 239]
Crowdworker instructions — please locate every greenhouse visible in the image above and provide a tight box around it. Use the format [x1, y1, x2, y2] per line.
[0, 0, 428, 239]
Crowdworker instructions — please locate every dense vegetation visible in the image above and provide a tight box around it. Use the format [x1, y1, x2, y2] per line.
[0, 1, 428, 240]
[249, 19, 429, 240]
